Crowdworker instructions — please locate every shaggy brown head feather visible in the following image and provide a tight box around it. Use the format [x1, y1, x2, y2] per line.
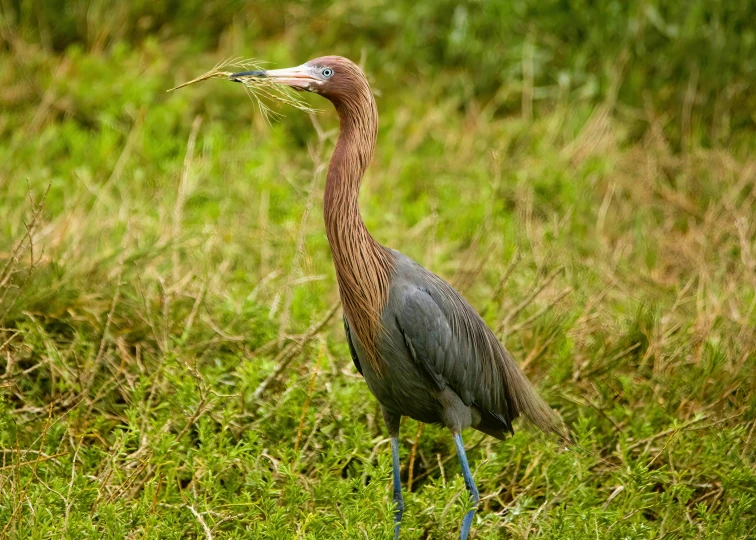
[230, 56, 394, 371]
[306, 56, 395, 372]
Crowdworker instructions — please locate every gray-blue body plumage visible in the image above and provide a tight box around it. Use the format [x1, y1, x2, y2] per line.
[346, 250, 558, 441]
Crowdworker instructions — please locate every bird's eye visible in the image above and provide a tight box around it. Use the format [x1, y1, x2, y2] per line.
[322, 68, 334, 78]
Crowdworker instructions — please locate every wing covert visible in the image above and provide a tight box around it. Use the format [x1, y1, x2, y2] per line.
[394, 288, 477, 406]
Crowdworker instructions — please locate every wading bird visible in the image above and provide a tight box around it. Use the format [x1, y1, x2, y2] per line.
[230, 57, 564, 539]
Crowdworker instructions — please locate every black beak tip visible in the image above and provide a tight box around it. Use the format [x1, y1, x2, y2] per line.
[229, 70, 267, 82]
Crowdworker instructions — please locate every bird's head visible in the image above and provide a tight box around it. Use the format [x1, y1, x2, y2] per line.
[230, 56, 371, 111]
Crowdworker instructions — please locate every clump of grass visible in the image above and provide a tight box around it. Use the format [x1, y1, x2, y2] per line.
[168, 57, 318, 121]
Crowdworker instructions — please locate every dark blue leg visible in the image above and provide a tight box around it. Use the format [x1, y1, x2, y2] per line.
[390, 436, 404, 539]
[453, 433, 479, 540]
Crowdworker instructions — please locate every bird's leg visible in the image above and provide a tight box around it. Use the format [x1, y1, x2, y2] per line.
[390, 435, 404, 539]
[383, 410, 403, 539]
[453, 433, 479, 540]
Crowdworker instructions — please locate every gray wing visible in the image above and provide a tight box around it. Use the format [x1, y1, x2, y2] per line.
[391, 260, 562, 438]
[395, 286, 516, 434]
[344, 317, 363, 376]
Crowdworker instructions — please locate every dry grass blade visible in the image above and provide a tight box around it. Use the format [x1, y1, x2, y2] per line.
[167, 57, 319, 122]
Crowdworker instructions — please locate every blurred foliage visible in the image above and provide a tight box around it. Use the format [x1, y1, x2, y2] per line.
[3, 0, 756, 148]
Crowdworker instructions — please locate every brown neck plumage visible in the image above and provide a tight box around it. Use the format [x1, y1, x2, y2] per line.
[324, 77, 393, 373]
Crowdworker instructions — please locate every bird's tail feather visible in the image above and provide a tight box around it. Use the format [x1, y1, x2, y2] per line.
[500, 349, 569, 442]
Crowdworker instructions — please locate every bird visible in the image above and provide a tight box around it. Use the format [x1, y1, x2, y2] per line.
[230, 56, 565, 540]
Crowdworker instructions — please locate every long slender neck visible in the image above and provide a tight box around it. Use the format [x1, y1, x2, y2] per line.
[324, 92, 393, 372]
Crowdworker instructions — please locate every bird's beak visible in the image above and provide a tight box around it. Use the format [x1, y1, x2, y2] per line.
[230, 64, 318, 91]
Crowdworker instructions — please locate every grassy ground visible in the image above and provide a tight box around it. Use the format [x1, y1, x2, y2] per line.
[1, 3, 756, 539]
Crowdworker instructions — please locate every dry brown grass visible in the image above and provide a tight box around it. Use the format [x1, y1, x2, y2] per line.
[167, 57, 318, 121]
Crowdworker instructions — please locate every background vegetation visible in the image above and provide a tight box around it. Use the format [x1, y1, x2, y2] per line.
[1, 1, 755, 538]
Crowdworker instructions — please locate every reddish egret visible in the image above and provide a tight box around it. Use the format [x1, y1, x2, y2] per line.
[231, 56, 564, 539]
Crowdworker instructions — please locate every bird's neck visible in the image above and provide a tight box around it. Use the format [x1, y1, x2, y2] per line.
[324, 95, 393, 371]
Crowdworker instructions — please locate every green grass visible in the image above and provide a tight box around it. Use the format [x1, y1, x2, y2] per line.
[1, 2, 756, 538]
